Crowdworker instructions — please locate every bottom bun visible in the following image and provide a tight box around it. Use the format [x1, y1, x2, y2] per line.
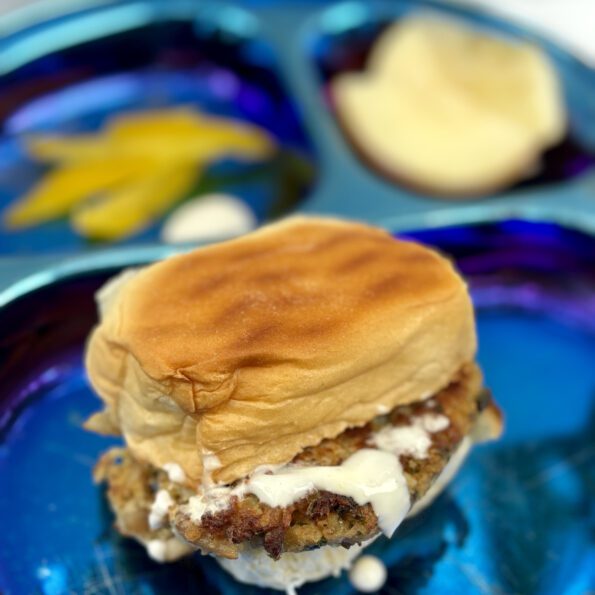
[217, 540, 374, 594]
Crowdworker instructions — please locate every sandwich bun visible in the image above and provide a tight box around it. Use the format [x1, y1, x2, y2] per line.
[85, 216, 476, 486]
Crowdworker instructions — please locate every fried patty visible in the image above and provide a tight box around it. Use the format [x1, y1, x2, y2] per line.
[95, 362, 499, 560]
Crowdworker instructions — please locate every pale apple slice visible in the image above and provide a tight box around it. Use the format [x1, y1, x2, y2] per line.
[331, 16, 566, 196]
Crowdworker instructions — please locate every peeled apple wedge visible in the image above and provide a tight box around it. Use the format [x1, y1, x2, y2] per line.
[331, 16, 566, 196]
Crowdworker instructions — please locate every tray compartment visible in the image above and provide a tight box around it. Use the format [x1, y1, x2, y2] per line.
[0, 220, 593, 594]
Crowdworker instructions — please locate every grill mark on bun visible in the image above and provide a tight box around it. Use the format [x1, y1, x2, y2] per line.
[333, 249, 380, 274]
[211, 294, 262, 326]
[365, 272, 406, 299]
[250, 271, 291, 285]
[227, 246, 272, 264]
[231, 323, 279, 349]
[193, 274, 229, 294]
[313, 231, 362, 251]
[296, 320, 338, 339]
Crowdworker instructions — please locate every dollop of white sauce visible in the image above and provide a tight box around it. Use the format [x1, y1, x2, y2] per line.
[185, 413, 451, 536]
[369, 413, 449, 459]
[418, 413, 450, 433]
[162, 462, 186, 484]
[203, 451, 222, 477]
[200, 451, 226, 492]
[371, 425, 431, 459]
[246, 449, 410, 537]
[148, 489, 174, 530]
[349, 555, 387, 593]
[146, 537, 192, 562]
[186, 484, 246, 522]
[161, 194, 257, 244]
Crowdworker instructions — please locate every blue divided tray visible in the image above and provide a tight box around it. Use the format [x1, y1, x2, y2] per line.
[0, 0, 595, 254]
[0, 1, 594, 594]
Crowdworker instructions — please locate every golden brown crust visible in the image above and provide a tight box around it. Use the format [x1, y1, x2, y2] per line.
[96, 363, 500, 560]
[86, 217, 477, 484]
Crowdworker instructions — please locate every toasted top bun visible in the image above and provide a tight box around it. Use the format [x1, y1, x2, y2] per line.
[85, 217, 476, 485]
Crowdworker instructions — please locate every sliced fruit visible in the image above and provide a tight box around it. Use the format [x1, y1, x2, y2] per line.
[71, 162, 200, 240]
[106, 108, 276, 162]
[3, 157, 153, 228]
[25, 135, 114, 163]
[26, 109, 275, 165]
[5, 107, 274, 240]
[331, 16, 566, 196]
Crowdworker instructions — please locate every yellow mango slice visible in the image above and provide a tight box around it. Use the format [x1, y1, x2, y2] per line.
[104, 128, 275, 163]
[25, 135, 114, 163]
[4, 157, 154, 228]
[26, 110, 274, 164]
[107, 108, 276, 161]
[71, 162, 199, 240]
[106, 108, 208, 137]
[8, 107, 274, 240]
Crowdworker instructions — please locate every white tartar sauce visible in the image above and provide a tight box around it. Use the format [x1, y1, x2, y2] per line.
[349, 555, 387, 592]
[246, 449, 410, 538]
[148, 489, 174, 530]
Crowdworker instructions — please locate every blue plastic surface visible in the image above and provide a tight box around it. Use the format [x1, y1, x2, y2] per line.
[1, 0, 595, 255]
[0, 221, 594, 594]
[0, 1, 594, 594]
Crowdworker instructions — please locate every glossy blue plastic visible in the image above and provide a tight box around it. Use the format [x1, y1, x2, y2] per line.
[0, 0, 595, 254]
[0, 2, 594, 594]
[1, 221, 594, 594]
